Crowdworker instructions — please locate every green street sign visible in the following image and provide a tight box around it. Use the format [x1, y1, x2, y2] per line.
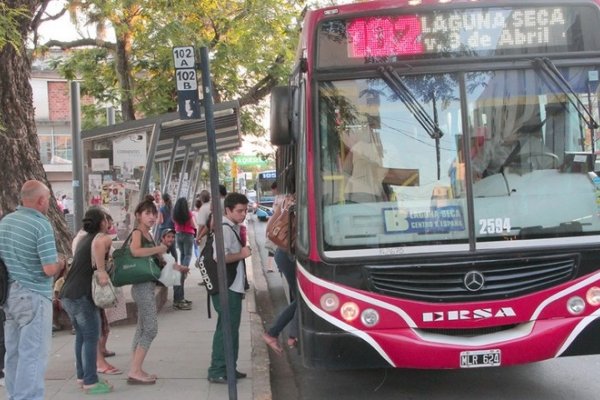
[233, 155, 268, 166]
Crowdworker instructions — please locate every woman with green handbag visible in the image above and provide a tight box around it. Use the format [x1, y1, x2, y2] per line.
[126, 196, 168, 385]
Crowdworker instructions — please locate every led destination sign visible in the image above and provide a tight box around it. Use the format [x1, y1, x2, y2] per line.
[317, 6, 600, 65]
[346, 8, 567, 58]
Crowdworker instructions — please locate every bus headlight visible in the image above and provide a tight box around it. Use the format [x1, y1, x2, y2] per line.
[340, 302, 360, 322]
[320, 293, 340, 312]
[567, 296, 586, 315]
[361, 308, 380, 327]
[586, 287, 600, 306]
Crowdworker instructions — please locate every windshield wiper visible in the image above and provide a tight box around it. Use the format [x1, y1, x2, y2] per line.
[378, 66, 444, 179]
[378, 66, 444, 139]
[533, 57, 599, 131]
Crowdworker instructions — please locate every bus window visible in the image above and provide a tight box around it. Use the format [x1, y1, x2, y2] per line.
[319, 74, 467, 249]
[466, 67, 600, 241]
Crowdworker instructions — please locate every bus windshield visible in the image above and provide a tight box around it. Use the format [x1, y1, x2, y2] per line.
[319, 65, 600, 250]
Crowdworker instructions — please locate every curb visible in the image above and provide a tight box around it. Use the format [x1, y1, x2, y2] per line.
[249, 227, 273, 400]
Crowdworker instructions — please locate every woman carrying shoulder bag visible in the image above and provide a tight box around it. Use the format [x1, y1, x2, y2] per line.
[60, 208, 114, 394]
[126, 196, 168, 385]
[92, 213, 122, 375]
[263, 188, 299, 354]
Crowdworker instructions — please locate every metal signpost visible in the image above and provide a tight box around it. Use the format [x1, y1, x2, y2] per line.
[173, 45, 238, 399]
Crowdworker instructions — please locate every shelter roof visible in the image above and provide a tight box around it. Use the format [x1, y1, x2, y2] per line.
[80, 100, 241, 162]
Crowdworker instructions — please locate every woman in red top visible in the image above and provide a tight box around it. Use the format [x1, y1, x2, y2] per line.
[172, 197, 195, 310]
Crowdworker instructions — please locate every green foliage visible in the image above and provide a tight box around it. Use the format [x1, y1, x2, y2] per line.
[240, 104, 267, 137]
[47, 0, 304, 134]
[0, 4, 30, 52]
[0, 3, 31, 132]
[51, 48, 120, 102]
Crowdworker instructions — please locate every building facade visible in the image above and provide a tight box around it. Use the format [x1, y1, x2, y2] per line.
[32, 56, 74, 198]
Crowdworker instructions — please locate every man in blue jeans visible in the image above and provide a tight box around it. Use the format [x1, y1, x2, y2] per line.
[0, 180, 66, 400]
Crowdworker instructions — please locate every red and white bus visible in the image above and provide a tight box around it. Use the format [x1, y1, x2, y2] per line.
[270, 0, 600, 369]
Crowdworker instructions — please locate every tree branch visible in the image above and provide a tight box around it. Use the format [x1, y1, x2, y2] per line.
[39, 5, 68, 23]
[209, 17, 220, 48]
[238, 54, 286, 107]
[31, 0, 51, 32]
[44, 38, 116, 51]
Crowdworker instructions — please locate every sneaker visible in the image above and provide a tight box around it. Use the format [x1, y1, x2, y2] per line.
[173, 301, 191, 310]
[181, 299, 193, 305]
[0, 377, 4, 387]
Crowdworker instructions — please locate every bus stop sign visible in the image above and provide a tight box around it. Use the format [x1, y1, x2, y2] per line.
[173, 46, 201, 120]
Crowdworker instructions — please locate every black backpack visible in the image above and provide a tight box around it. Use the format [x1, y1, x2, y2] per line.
[195, 223, 246, 318]
[0, 257, 9, 306]
[196, 224, 239, 297]
[197, 232, 219, 296]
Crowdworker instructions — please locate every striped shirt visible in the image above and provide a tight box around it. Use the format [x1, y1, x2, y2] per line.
[0, 206, 58, 299]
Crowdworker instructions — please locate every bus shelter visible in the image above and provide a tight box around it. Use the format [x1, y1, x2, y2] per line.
[78, 100, 241, 240]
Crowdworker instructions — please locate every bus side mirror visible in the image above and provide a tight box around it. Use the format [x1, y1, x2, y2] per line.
[270, 86, 292, 145]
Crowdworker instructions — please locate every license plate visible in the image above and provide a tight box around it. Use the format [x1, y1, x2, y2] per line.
[460, 349, 501, 368]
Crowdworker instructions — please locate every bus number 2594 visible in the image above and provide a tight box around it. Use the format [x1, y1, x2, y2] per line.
[479, 218, 511, 235]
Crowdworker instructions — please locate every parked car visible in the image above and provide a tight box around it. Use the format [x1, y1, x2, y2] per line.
[255, 205, 273, 221]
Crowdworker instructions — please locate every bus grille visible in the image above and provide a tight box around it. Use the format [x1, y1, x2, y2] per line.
[365, 254, 578, 302]
[418, 324, 518, 337]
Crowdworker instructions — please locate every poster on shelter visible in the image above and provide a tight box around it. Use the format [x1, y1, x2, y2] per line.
[102, 183, 126, 206]
[113, 132, 147, 178]
[91, 158, 110, 172]
[89, 174, 102, 191]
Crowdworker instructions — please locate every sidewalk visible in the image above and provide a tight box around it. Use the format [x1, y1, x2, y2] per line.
[18, 248, 272, 400]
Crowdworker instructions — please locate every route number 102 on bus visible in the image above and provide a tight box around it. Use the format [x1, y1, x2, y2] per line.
[270, 0, 600, 370]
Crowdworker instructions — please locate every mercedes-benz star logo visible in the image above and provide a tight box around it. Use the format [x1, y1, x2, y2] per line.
[464, 271, 485, 292]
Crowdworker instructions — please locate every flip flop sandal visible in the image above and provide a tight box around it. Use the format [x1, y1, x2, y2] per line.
[84, 381, 113, 394]
[127, 376, 156, 385]
[287, 337, 298, 348]
[262, 332, 283, 355]
[97, 366, 123, 375]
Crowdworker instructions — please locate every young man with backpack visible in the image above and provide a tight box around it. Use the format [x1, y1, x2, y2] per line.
[207, 192, 251, 384]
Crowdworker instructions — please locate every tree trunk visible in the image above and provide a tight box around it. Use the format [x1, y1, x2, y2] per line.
[115, 37, 136, 120]
[0, 0, 72, 255]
